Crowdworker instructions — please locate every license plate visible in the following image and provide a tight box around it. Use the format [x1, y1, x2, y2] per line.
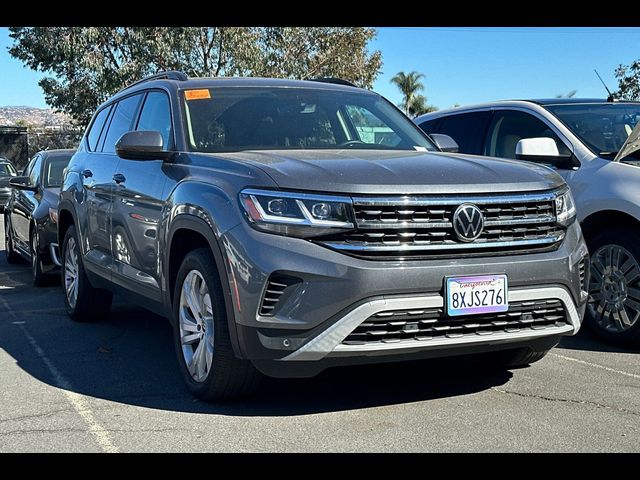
[446, 275, 508, 317]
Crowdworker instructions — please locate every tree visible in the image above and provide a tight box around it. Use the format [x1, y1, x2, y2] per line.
[390, 71, 437, 117]
[9, 27, 382, 127]
[555, 90, 577, 98]
[614, 61, 640, 101]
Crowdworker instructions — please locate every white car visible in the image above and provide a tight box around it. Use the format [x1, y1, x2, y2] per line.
[415, 98, 640, 347]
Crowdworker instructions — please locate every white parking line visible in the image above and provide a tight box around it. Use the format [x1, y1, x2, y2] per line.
[552, 352, 640, 380]
[0, 297, 118, 453]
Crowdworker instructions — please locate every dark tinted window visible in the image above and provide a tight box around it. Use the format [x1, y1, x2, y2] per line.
[28, 154, 43, 185]
[417, 118, 440, 134]
[484, 110, 571, 159]
[101, 94, 143, 153]
[136, 91, 172, 150]
[432, 112, 492, 155]
[183, 87, 437, 153]
[44, 155, 72, 188]
[86, 105, 112, 152]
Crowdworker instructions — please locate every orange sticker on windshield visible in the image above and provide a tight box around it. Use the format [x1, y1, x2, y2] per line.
[184, 89, 211, 100]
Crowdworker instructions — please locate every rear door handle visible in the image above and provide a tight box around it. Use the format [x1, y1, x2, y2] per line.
[82, 169, 93, 178]
[112, 173, 126, 184]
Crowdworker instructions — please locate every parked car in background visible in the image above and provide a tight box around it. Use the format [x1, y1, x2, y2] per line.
[415, 98, 640, 347]
[58, 72, 587, 400]
[4, 149, 74, 285]
[0, 157, 18, 211]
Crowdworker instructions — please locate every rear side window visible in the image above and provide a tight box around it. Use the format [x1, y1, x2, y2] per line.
[86, 105, 112, 152]
[101, 94, 143, 153]
[136, 91, 172, 150]
[433, 112, 493, 155]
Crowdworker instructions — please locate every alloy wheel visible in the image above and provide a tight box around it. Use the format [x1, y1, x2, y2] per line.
[588, 244, 640, 333]
[178, 270, 214, 383]
[64, 236, 79, 308]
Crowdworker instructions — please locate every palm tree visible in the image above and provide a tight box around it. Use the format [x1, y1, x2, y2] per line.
[390, 71, 437, 116]
[555, 90, 577, 98]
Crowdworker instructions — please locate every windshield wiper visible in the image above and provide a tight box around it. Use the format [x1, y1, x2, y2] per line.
[599, 151, 618, 159]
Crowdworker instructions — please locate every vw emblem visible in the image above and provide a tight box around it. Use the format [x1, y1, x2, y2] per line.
[453, 203, 484, 242]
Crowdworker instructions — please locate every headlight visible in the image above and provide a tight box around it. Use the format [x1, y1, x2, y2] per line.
[555, 189, 576, 226]
[239, 188, 354, 238]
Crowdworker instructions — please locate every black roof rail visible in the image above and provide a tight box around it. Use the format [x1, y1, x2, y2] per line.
[120, 70, 188, 92]
[309, 77, 357, 88]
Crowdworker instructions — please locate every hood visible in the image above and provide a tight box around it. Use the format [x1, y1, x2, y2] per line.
[212, 149, 564, 194]
[614, 120, 640, 162]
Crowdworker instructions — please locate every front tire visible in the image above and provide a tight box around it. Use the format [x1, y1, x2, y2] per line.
[585, 227, 640, 348]
[173, 248, 261, 401]
[4, 216, 22, 264]
[31, 228, 47, 287]
[61, 225, 113, 322]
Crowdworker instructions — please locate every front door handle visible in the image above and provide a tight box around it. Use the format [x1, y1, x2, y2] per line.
[113, 173, 126, 184]
[82, 169, 93, 178]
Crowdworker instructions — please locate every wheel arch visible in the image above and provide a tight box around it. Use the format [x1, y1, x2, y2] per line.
[581, 210, 640, 240]
[165, 215, 243, 358]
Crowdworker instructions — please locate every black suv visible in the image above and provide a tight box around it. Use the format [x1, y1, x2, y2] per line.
[59, 72, 587, 400]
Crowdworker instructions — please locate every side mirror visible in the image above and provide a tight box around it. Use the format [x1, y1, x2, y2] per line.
[430, 133, 459, 153]
[9, 176, 38, 192]
[115, 131, 172, 161]
[515, 137, 579, 169]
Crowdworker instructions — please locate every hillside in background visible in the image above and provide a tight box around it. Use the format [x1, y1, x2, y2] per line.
[0, 106, 72, 127]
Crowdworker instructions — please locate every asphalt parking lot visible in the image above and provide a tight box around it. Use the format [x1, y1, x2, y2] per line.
[0, 221, 639, 452]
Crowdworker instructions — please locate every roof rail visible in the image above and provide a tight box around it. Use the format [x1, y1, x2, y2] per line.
[120, 70, 188, 92]
[309, 77, 357, 88]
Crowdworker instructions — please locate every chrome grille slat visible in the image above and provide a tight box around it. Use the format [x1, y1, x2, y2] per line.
[342, 300, 568, 345]
[320, 191, 563, 258]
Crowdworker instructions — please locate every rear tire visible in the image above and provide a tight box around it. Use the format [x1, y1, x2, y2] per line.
[31, 228, 47, 287]
[61, 225, 112, 322]
[172, 248, 261, 401]
[4, 216, 22, 264]
[585, 227, 640, 348]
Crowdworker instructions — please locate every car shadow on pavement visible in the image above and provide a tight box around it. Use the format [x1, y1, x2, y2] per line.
[0, 244, 622, 416]
[559, 332, 639, 354]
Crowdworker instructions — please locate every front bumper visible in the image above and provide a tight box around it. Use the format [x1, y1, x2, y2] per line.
[221, 219, 588, 375]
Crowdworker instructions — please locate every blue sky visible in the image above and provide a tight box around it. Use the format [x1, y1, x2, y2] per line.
[1, 27, 639, 109]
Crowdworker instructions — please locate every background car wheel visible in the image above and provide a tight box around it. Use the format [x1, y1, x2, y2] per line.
[30, 228, 47, 286]
[61, 225, 112, 322]
[585, 227, 640, 348]
[4, 216, 23, 264]
[173, 248, 261, 401]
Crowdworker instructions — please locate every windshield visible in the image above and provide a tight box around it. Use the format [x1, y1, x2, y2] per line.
[44, 155, 72, 188]
[182, 87, 437, 153]
[0, 163, 17, 176]
[545, 103, 640, 157]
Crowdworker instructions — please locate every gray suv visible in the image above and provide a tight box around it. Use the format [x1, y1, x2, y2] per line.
[58, 72, 588, 400]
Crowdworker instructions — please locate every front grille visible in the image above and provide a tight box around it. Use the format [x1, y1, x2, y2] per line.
[342, 299, 568, 345]
[259, 275, 300, 316]
[319, 192, 564, 258]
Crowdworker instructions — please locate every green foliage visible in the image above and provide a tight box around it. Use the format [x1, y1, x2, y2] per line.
[9, 27, 382, 127]
[390, 71, 437, 117]
[614, 61, 640, 101]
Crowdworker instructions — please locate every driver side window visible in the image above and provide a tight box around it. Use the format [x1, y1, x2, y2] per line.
[484, 110, 571, 159]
